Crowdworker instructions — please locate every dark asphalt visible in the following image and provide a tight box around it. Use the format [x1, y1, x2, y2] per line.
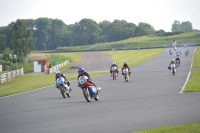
[0, 47, 200, 133]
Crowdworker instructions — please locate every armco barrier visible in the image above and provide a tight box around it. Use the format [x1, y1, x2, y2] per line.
[0, 68, 24, 84]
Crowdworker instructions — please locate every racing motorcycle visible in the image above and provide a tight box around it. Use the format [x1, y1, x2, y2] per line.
[78, 76, 101, 102]
[176, 59, 180, 67]
[123, 68, 130, 82]
[170, 63, 176, 75]
[57, 77, 71, 98]
[185, 51, 188, 56]
[111, 66, 118, 80]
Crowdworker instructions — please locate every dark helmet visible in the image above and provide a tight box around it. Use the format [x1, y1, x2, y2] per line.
[78, 67, 84, 75]
[124, 62, 128, 66]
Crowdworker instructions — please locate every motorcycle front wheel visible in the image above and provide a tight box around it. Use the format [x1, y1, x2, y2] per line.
[83, 88, 91, 102]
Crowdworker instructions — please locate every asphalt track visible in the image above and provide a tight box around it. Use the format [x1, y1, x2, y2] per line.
[0, 47, 200, 133]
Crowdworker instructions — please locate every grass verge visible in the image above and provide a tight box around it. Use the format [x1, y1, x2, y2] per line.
[192, 46, 200, 68]
[184, 46, 200, 92]
[133, 123, 200, 133]
[103, 49, 163, 68]
[184, 70, 200, 92]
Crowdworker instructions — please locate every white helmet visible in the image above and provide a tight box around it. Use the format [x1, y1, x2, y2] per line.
[112, 62, 115, 65]
[172, 59, 175, 61]
[55, 70, 61, 75]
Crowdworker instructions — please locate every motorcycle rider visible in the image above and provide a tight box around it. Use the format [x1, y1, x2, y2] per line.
[175, 57, 180, 66]
[77, 67, 98, 88]
[55, 70, 71, 91]
[168, 59, 176, 72]
[110, 62, 118, 77]
[121, 62, 131, 76]
[176, 51, 179, 57]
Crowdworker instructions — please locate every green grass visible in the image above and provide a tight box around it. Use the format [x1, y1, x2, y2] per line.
[103, 49, 163, 68]
[184, 70, 200, 92]
[193, 46, 200, 68]
[133, 123, 200, 133]
[57, 31, 200, 51]
[184, 46, 200, 92]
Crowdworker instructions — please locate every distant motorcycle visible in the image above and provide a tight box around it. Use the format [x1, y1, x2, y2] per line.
[78, 75, 101, 102]
[185, 51, 188, 56]
[122, 68, 130, 82]
[111, 66, 118, 80]
[57, 77, 71, 98]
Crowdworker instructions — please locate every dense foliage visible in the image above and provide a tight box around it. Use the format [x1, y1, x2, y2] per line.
[0, 18, 194, 53]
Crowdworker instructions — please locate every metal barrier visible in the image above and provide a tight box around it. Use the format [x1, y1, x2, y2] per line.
[48, 60, 69, 74]
[0, 68, 24, 84]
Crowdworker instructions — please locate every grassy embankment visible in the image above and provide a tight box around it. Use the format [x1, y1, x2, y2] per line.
[184, 46, 200, 92]
[57, 31, 200, 51]
[0, 49, 163, 98]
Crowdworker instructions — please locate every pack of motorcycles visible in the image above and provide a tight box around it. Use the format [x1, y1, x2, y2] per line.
[56, 48, 189, 102]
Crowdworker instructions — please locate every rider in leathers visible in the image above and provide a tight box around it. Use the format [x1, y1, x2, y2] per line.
[110, 62, 118, 76]
[77, 67, 96, 87]
[121, 62, 131, 76]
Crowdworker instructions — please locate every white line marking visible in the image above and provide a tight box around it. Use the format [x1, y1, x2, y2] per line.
[180, 47, 196, 93]
[0, 85, 54, 99]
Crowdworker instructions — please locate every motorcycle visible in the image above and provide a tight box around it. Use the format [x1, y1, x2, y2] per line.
[57, 77, 71, 98]
[185, 51, 188, 56]
[111, 66, 118, 80]
[176, 60, 180, 67]
[78, 76, 101, 102]
[123, 68, 130, 82]
[170, 63, 176, 75]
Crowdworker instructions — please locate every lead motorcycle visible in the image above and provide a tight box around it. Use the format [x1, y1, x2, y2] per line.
[111, 66, 118, 80]
[57, 77, 71, 98]
[122, 68, 130, 82]
[170, 63, 176, 75]
[78, 76, 101, 102]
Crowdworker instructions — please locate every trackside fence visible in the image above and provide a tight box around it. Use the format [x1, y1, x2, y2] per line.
[0, 68, 24, 84]
[48, 60, 69, 74]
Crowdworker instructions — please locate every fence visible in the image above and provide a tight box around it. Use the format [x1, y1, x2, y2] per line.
[48, 60, 69, 74]
[0, 68, 24, 84]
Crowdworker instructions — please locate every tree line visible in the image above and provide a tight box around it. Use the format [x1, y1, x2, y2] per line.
[0, 18, 194, 62]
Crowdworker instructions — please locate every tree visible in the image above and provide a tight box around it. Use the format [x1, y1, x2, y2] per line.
[181, 21, 193, 32]
[10, 19, 36, 60]
[135, 22, 155, 36]
[2, 47, 12, 61]
[171, 20, 182, 32]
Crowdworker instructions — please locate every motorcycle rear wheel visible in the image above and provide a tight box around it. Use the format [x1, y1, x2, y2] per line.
[60, 86, 67, 98]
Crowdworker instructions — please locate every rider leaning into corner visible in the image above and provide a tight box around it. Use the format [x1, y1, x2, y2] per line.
[55, 70, 71, 91]
[121, 62, 131, 76]
[77, 67, 100, 92]
[110, 62, 119, 76]
[77, 67, 96, 86]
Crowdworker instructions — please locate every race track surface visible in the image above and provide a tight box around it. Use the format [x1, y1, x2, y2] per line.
[0, 47, 200, 133]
